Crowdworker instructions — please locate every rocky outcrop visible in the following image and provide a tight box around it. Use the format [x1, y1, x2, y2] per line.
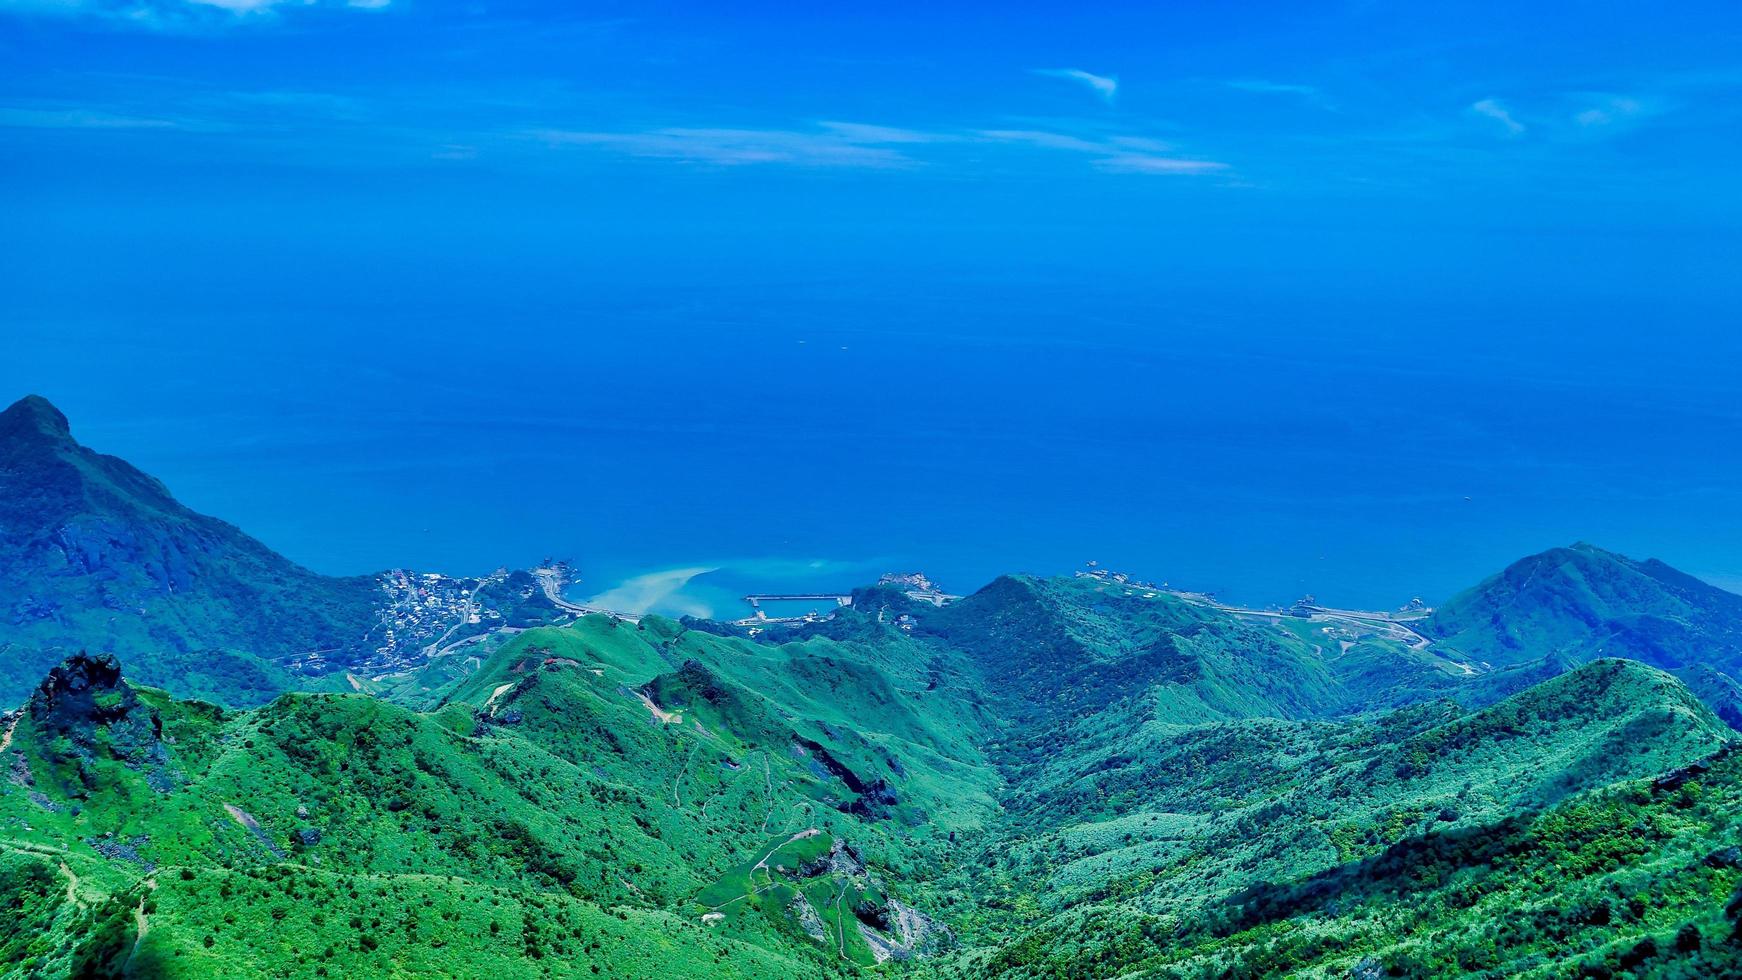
[856, 898, 952, 963]
[25, 652, 173, 793]
[847, 778, 900, 820]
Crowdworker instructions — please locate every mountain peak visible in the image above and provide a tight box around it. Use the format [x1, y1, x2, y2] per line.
[1430, 544, 1742, 685]
[0, 395, 74, 445]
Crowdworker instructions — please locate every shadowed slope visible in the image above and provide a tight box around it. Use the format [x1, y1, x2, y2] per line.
[0, 396, 379, 707]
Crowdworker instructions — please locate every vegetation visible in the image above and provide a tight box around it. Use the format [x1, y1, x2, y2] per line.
[0, 396, 380, 707]
[11, 397, 1742, 976]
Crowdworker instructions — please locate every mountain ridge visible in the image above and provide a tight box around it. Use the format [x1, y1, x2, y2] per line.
[9, 399, 1742, 977]
[1429, 542, 1742, 714]
[0, 395, 384, 706]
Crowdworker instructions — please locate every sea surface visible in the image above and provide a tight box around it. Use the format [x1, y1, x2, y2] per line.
[7, 274, 1741, 617]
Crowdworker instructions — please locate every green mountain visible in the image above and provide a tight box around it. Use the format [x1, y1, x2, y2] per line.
[5, 630, 1738, 978]
[10, 410, 1742, 977]
[0, 396, 569, 709]
[942, 659, 1739, 979]
[1429, 543, 1742, 727]
[1430, 542, 1742, 674]
[911, 573, 1466, 731]
[0, 396, 380, 706]
[0, 610, 998, 978]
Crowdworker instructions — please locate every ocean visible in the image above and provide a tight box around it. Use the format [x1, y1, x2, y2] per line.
[6, 272, 1740, 617]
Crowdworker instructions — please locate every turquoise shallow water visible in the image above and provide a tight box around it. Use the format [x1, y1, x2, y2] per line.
[5, 275, 1741, 617]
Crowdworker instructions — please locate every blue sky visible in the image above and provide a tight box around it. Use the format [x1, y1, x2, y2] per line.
[6, 2, 1740, 268]
[3, 1, 1741, 612]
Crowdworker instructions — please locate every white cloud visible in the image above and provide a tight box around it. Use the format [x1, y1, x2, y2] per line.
[1034, 68, 1119, 103]
[188, 0, 391, 10]
[528, 117, 1226, 176]
[1226, 79, 1333, 108]
[1095, 153, 1228, 175]
[815, 121, 950, 144]
[979, 128, 1225, 176]
[1470, 98, 1525, 136]
[0, 106, 180, 129]
[975, 128, 1105, 153]
[530, 125, 923, 169]
[1573, 95, 1647, 127]
[0, 0, 389, 26]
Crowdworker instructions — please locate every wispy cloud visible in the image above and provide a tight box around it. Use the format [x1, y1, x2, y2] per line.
[1034, 68, 1119, 103]
[0, 106, 181, 129]
[976, 128, 1103, 153]
[527, 121, 1226, 176]
[1469, 98, 1525, 136]
[1573, 94, 1648, 128]
[1225, 79, 1334, 109]
[1095, 153, 1227, 175]
[529, 124, 928, 169]
[2, 0, 389, 28]
[815, 120, 952, 144]
[978, 128, 1225, 175]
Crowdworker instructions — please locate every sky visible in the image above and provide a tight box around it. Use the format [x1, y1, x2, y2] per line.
[3, 1, 1741, 615]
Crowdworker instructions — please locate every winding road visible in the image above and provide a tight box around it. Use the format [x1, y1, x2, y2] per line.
[533, 570, 641, 623]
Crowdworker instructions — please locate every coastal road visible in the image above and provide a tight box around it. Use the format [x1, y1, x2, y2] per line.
[1180, 594, 1434, 649]
[534, 569, 640, 623]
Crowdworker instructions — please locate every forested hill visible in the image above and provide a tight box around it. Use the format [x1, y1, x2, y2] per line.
[6, 572, 1742, 976]
[8, 399, 1742, 977]
[0, 395, 380, 706]
[1429, 542, 1742, 704]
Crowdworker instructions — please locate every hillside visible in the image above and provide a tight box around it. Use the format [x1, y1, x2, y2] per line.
[919, 659, 1736, 977]
[11, 406, 1742, 977]
[5, 643, 1734, 979]
[0, 396, 383, 706]
[1430, 542, 1742, 677]
[0, 604, 1002, 976]
[0, 397, 571, 709]
[911, 573, 1467, 733]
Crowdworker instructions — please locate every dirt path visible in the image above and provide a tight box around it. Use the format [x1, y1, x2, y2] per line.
[481, 682, 516, 714]
[122, 878, 157, 974]
[635, 690, 682, 725]
[699, 755, 752, 819]
[673, 742, 701, 808]
[0, 714, 16, 753]
[833, 878, 851, 960]
[751, 828, 820, 872]
[702, 880, 782, 913]
[57, 860, 81, 907]
[758, 757, 780, 834]
[697, 828, 824, 913]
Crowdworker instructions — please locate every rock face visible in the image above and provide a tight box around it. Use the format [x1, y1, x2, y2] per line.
[847, 778, 900, 819]
[26, 652, 171, 792]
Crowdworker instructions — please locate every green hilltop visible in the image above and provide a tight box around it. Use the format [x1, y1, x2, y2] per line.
[8, 399, 1742, 977]
[1430, 541, 1742, 675]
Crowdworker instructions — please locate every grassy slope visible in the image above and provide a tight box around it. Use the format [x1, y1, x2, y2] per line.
[0, 612, 1000, 978]
[922, 659, 1736, 979]
[7, 565, 1742, 978]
